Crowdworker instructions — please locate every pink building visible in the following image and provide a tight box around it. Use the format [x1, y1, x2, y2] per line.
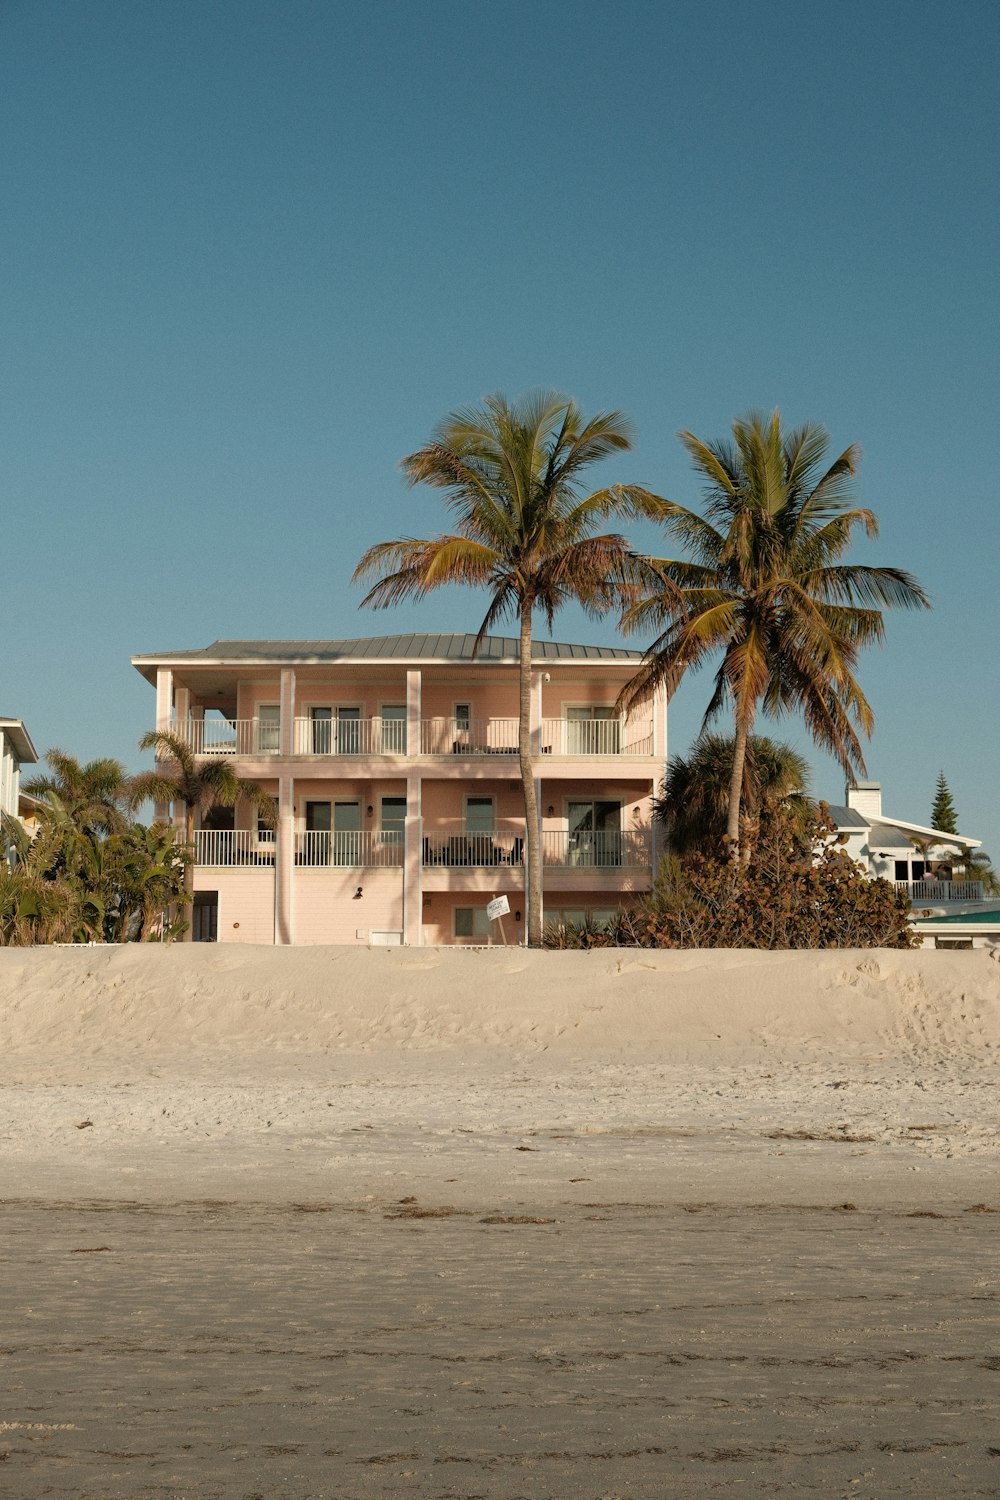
[131, 635, 666, 945]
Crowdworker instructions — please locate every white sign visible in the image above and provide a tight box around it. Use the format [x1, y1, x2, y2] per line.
[486, 895, 510, 921]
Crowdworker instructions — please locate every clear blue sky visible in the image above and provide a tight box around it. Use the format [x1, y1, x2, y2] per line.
[3, 0, 997, 847]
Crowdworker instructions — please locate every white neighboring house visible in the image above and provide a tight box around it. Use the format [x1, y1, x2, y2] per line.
[826, 780, 999, 949]
[0, 717, 40, 857]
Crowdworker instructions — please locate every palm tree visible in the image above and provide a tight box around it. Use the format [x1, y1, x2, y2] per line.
[128, 731, 276, 908]
[23, 749, 129, 834]
[0, 811, 89, 945]
[622, 410, 930, 855]
[656, 733, 812, 858]
[353, 390, 661, 946]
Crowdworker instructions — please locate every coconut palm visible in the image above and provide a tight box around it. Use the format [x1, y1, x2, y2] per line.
[23, 749, 129, 834]
[655, 733, 812, 857]
[353, 390, 662, 946]
[128, 731, 276, 905]
[622, 410, 930, 855]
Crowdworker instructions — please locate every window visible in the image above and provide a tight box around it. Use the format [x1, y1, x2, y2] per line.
[566, 705, 620, 755]
[380, 796, 407, 844]
[455, 702, 471, 731]
[303, 800, 331, 865]
[331, 802, 361, 865]
[336, 706, 362, 755]
[380, 705, 407, 753]
[455, 906, 490, 940]
[255, 704, 280, 752]
[894, 860, 909, 881]
[465, 796, 494, 834]
[311, 707, 333, 754]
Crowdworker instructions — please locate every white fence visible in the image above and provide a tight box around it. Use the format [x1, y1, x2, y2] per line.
[895, 879, 984, 901]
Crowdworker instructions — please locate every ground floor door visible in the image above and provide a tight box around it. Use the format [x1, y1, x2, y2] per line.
[192, 891, 219, 942]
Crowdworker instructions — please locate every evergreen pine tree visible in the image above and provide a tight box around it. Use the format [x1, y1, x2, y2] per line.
[931, 772, 958, 833]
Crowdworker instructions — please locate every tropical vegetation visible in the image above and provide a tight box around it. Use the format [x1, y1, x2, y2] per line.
[127, 730, 277, 894]
[353, 389, 662, 946]
[544, 806, 914, 950]
[621, 410, 930, 856]
[655, 733, 811, 858]
[0, 804, 190, 946]
[23, 748, 131, 835]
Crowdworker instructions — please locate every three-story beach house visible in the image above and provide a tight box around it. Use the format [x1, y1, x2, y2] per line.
[132, 635, 666, 945]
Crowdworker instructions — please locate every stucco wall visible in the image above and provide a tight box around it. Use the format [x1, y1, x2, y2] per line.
[293, 868, 403, 945]
[193, 868, 275, 943]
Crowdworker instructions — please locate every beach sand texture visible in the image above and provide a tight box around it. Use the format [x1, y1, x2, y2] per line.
[2, 945, 999, 1497]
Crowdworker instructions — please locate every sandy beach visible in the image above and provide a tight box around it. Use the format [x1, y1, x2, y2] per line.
[2, 944, 999, 1497]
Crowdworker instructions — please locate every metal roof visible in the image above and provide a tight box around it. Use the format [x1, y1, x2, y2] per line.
[823, 803, 870, 831]
[133, 633, 644, 668]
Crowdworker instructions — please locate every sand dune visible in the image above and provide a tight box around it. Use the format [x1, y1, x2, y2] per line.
[4, 943, 999, 1066]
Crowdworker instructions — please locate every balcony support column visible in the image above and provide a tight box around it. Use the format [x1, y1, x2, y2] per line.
[174, 684, 190, 725]
[403, 774, 422, 946]
[280, 669, 296, 756]
[275, 774, 295, 945]
[652, 680, 667, 762]
[155, 668, 173, 733]
[406, 670, 421, 757]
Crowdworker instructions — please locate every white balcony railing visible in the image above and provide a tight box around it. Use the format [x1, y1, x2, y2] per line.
[166, 713, 654, 759]
[541, 718, 654, 757]
[895, 879, 984, 901]
[170, 720, 281, 756]
[542, 828, 651, 868]
[422, 823, 525, 867]
[295, 830, 404, 868]
[421, 822, 651, 870]
[420, 717, 653, 757]
[293, 717, 408, 756]
[194, 830, 276, 865]
[419, 718, 521, 756]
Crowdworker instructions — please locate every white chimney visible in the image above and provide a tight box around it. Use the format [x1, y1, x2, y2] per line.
[847, 780, 882, 820]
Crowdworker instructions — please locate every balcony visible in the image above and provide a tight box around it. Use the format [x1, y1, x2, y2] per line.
[193, 829, 404, 868]
[423, 825, 525, 868]
[542, 828, 651, 868]
[293, 717, 408, 756]
[421, 716, 654, 758]
[421, 822, 651, 870]
[894, 879, 984, 901]
[420, 718, 520, 756]
[295, 831, 404, 867]
[168, 719, 280, 756]
[195, 830, 276, 865]
[166, 713, 654, 760]
[541, 718, 653, 757]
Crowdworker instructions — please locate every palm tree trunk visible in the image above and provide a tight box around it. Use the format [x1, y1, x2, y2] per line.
[519, 606, 542, 947]
[726, 721, 750, 859]
[182, 802, 196, 941]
